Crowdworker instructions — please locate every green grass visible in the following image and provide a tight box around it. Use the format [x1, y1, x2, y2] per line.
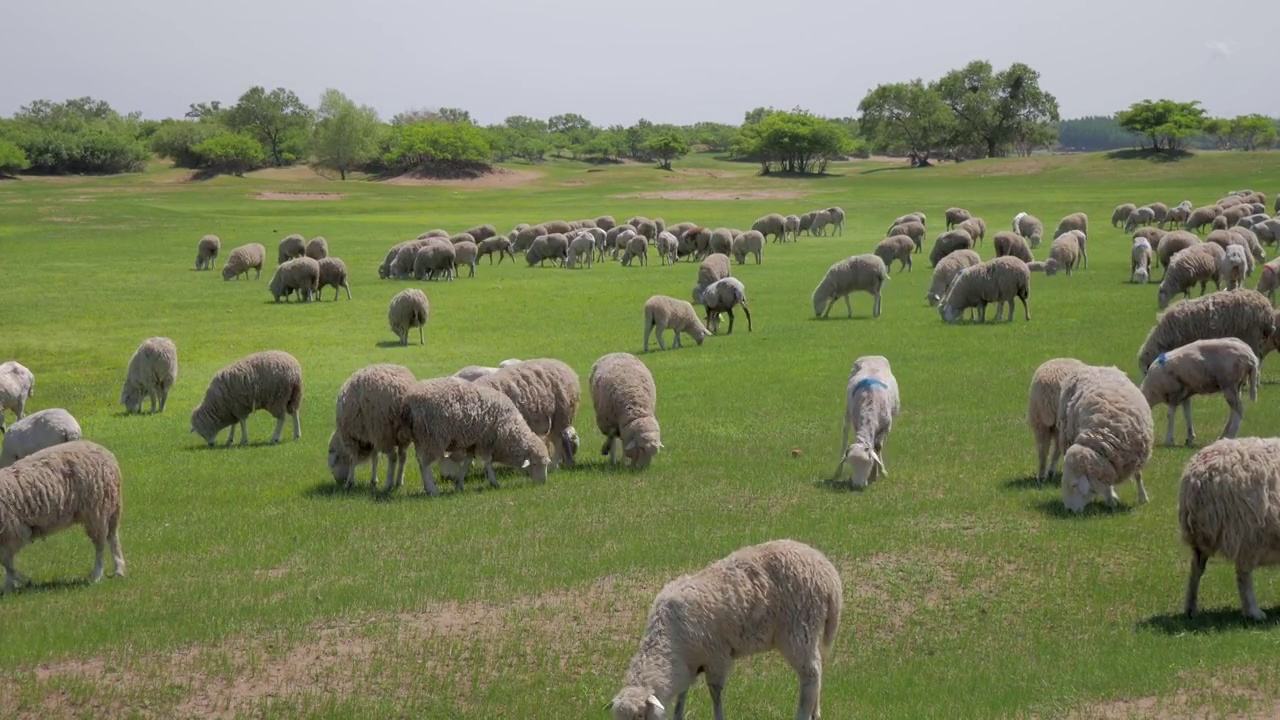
[3, 151, 1280, 719]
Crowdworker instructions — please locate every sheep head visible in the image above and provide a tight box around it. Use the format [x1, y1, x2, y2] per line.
[843, 443, 887, 488]
[1061, 445, 1117, 513]
[609, 687, 666, 719]
[1134, 267, 1149, 285]
[622, 417, 662, 470]
[120, 384, 143, 414]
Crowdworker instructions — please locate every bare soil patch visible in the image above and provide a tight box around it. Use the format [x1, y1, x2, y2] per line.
[254, 192, 345, 201]
[613, 190, 804, 201]
[674, 168, 741, 179]
[381, 168, 543, 189]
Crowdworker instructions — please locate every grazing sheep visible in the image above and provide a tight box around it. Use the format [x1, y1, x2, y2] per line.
[621, 234, 649, 267]
[1253, 219, 1280, 246]
[692, 253, 732, 305]
[945, 207, 972, 230]
[609, 539, 841, 720]
[1056, 365, 1154, 513]
[0, 408, 82, 468]
[451, 241, 478, 278]
[875, 235, 915, 273]
[190, 350, 303, 448]
[268, 256, 320, 303]
[1112, 203, 1137, 228]
[751, 213, 787, 243]
[1054, 212, 1089, 240]
[221, 243, 266, 281]
[958, 217, 987, 246]
[414, 239, 456, 280]
[388, 289, 430, 346]
[476, 236, 515, 265]
[938, 256, 1031, 323]
[448, 232, 475, 246]
[892, 211, 927, 230]
[1158, 244, 1225, 309]
[277, 233, 306, 264]
[590, 353, 661, 470]
[655, 231, 679, 265]
[1042, 234, 1081, 277]
[0, 362, 35, 431]
[783, 214, 801, 241]
[798, 212, 815, 236]
[634, 219, 658, 242]
[387, 240, 426, 279]
[1256, 259, 1280, 302]
[513, 224, 546, 253]
[701, 277, 752, 334]
[1131, 237, 1153, 284]
[566, 233, 595, 269]
[451, 359, 524, 383]
[707, 227, 733, 257]
[120, 337, 178, 414]
[993, 231, 1033, 264]
[643, 296, 710, 352]
[0, 440, 124, 592]
[466, 359, 581, 472]
[1146, 202, 1170, 225]
[1164, 205, 1192, 229]
[731, 230, 763, 265]
[1157, 231, 1201, 277]
[832, 356, 899, 488]
[1220, 245, 1249, 291]
[1185, 206, 1220, 234]
[195, 234, 220, 271]
[1140, 338, 1259, 447]
[527, 233, 570, 267]
[1179, 437, 1280, 620]
[305, 236, 329, 261]
[417, 229, 449, 239]
[1124, 207, 1157, 233]
[888, 221, 927, 253]
[1027, 358, 1089, 484]
[316, 257, 352, 300]
[926, 249, 982, 307]
[812, 254, 890, 319]
[595, 216, 617, 232]
[929, 230, 975, 267]
[1237, 214, 1271, 230]
[464, 224, 497, 242]
[542, 220, 574, 236]
[1133, 227, 1168, 259]
[331, 364, 416, 491]
[1137, 289, 1275, 374]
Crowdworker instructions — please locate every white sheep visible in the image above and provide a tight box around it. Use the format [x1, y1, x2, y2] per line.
[527, 233, 570, 267]
[1256, 259, 1280, 302]
[832, 356, 899, 488]
[221, 243, 266, 281]
[1111, 203, 1137, 228]
[751, 213, 786, 243]
[874, 235, 914, 273]
[1027, 358, 1089, 484]
[268, 256, 320, 303]
[415, 238, 456, 280]
[1137, 289, 1276, 374]
[452, 359, 523, 382]
[0, 440, 124, 592]
[644, 296, 710, 352]
[700, 277, 752, 335]
[1124, 207, 1156, 233]
[730, 230, 763, 265]
[120, 337, 178, 414]
[888, 221, 927, 253]
[452, 241, 478, 278]
[621, 234, 649, 267]
[305, 236, 329, 260]
[331, 364, 416, 491]
[993, 231, 1033, 264]
[0, 408, 82, 468]
[1158, 244, 1224, 309]
[1131, 238, 1153, 284]
[938, 256, 1031, 323]
[195, 234, 221, 270]
[190, 350, 303, 447]
[476, 236, 515, 265]
[388, 289, 430, 346]
[926, 250, 981, 307]
[782, 214, 801, 241]
[929, 230, 975, 267]
[1016, 213, 1045, 248]
[609, 539, 842, 720]
[1139, 338, 1259, 446]
[1044, 231, 1085, 276]
[655, 231, 679, 265]
[277, 233, 306, 264]
[567, 232, 596, 269]
[590, 353, 661, 470]
[317, 257, 352, 300]
[0, 361, 36, 431]
[812, 254, 890, 319]
[945, 207, 972, 230]
[1179, 437, 1280, 620]
[1056, 365, 1154, 513]
[1220, 244, 1249, 291]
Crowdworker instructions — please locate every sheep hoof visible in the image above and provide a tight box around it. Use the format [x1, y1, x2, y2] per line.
[1247, 608, 1267, 621]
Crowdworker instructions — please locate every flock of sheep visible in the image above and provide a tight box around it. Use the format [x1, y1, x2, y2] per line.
[6, 187, 1280, 719]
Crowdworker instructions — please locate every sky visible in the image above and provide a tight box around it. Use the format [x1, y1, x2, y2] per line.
[5, 0, 1278, 126]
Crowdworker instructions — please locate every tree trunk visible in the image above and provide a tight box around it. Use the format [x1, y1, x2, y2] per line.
[986, 138, 999, 158]
[340, 167, 346, 180]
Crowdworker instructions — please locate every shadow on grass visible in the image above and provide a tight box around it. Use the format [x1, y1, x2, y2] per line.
[181, 439, 298, 452]
[302, 461, 629, 502]
[859, 165, 920, 175]
[1032, 499, 1137, 519]
[1138, 607, 1280, 635]
[1003, 475, 1049, 491]
[376, 340, 415, 349]
[1104, 149, 1193, 163]
[812, 475, 870, 493]
[6, 576, 97, 596]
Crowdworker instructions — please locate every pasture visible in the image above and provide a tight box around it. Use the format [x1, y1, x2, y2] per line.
[3, 151, 1280, 719]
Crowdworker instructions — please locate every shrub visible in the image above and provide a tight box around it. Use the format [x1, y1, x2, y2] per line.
[150, 120, 222, 168]
[381, 121, 492, 175]
[0, 139, 29, 176]
[192, 132, 266, 176]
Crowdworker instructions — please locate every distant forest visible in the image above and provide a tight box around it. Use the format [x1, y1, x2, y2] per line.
[1055, 115, 1280, 153]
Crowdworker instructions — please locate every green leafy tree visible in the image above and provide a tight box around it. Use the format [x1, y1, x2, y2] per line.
[644, 131, 690, 169]
[547, 113, 596, 158]
[1201, 118, 1231, 149]
[224, 86, 314, 166]
[858, 81, 955, 166]
[0, 139, 30, 176]
[1228, 114, 1278, 151]
[150, 119, 223, 168]
[1014, 121, 1058, 156]
[733, 110, 848, 174]
[381, 121, 491, 174]
[1056, 115, 1140, 151]
[312, 89, 381, 179]
[1116, 99, 1206, 152]
[391, 107, 440, 125]
[184, 101, 225, 121]
[192, 132, 265, 176]
[686, 122, 737, 152]
[931, 61, 1059, 158]
[437, 107, 473, 124]
[7, 97, 150, 174]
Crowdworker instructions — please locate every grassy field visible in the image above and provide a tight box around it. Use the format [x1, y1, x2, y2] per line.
[3, 150, 1280, 719]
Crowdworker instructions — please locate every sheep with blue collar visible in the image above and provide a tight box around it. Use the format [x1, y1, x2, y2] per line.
[832, 355, 900, 488]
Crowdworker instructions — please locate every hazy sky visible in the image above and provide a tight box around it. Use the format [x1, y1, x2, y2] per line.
[6, 0, 1278, 125]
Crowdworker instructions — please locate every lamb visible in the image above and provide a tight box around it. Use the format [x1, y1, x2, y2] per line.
[476, 236, 515, 265]
[221, 243, 266, 281]
[1256, 259, 1280, 302]
[1124, 207, 1157, 233]
[590, 352, 661, 470]
[609, 539, 841, 720]
[1156, 231, 1201, 276]
[643, 296, 710, 352]
[400, 377, 550, 496]
[958, 217, 987, 246]
[888, 221, 927, 253]
[783, 214, 801, 241]
[1139, 338, 1259, 447]
[874, 235, 915, 273]
[0, 440, 125, 592]
[1158, 244, 1224, 309]
[566, 232, 595, 269]
[455, 359, 580, 475]
[1056, 365, 1154, 513]
[993, 231, 1033, 264]
[1027, 358, 1089, 484]
[414, 239, 456, 280]
[654, 231, 679, 265]
[195, 234, 220, 270]
[938, 256, 1031, 323]
[928, 230, 975, 267]
[190, 350, 303, 448]
[832, 356, 899, 488]
[388, 289, 430, 346]
[926, 249, 981, 307]
[730, 230, 763, 265]
[945, 207, 972, 230]
[0, 408, 82, 468]
[331, 364, 417, 491]
[277, 233, 306, 264]
[1053, 212, 1089, 240]
[751, 213, 787, 243]
[812, 254, 890, 319]
[120, 337, 178, 414]
[1131, 237, 1153, 284]
[464, 224, 497, 242]
[268, 256, 320, 303]
[1179, 437, 1280, 620]
[621, 234, 649, 267]
[1112, 203, 1138, 228]
[1137, 289, 1275, 374]
[315, 257, 352, 300]
[304, 236, 329, 260]
[1185, 206, 1220, 234]
[0, 362, 34, 431]
[692, 253, 731, 305]
[452, 241, 478, 278]
[1220, 245, 1249, 291]
[700, 277, 752, 334]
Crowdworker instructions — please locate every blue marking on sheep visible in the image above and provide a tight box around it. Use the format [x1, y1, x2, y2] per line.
[854, 378, 888, 393]
[1156, 353, 1168, 366]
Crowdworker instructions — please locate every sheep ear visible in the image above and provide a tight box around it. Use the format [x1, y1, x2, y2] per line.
[872, 450, 887, 477]
[647, 694, 665, 711]
[520, 459, 530, 469]
[624, 439, 637, 451]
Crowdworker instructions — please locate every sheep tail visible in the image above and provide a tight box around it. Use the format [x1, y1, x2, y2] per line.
[822, 590, 842, 659]
[1248, 357, 1260, 402]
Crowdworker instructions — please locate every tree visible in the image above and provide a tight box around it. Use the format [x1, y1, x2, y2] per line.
[733, 110, 848, 174]
[1116, 99, 1206, 152]
[150, 119, 223, 168]
[381, 121, 491, 174]
[547, 113, 596, 158]
[6, 97, 150, 174]
[931, 61, 1060, 158]
[312, 89, 381, 179]
[437, 107, 473, 125]
[192, 132, 265, 176]
[1229, 114, 1278, 151]
[224, 86, 314, 166]
[1056, 116, 1140, 151]
[1013, 121, 1058, 157]
[184, 101, 224, 121]
[858, 81, 955, 166]
[1202, 118, 1231, 149]
[644, 131, 690, 169]
[391, 107, 440, 125]
[0, 139, 29, 176]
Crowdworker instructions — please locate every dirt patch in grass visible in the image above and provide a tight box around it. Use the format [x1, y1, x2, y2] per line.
[1069, 687, 1279, 719]
[674, 168, 741, 179]
[613, 190, 804, 201]
[254, 192, 345, 201]
[381, 168, 543, 189]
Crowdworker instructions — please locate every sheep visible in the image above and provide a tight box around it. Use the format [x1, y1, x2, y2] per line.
[0, 362, 34, 431]
[1124, 207, 1157, 233]
[277, 233, 306, 264]
[1027, 358, 1089, 484]
[1131, 237, 1153, 284]
[513, 224, 546, 253]
[0, 440, 124, 592]
[401, 377, 551, 496]
[590, 352, 661, 470]
[798, 212, 815, 236]
[993, 231, 1033, 264]
[958, 217, 987, 246]
[1014, 212, 1046, 246]
[1237, 213, 1271, 230]
[888, 221, 927, 254]
[311, 257, 351, 300]
[634, 219, 658, 242]
[702, 227, 729, 257]
[221, 243, 266, 281]
[945, 207, 972, 230]
[464, 224, 497, 242]
[643, 296, 710, 352]
[1179, 437, 1280, 620]
[1185, 206, 1220, 234]
[0, 409, 82, 468]
[526, 233, 570, 267]
[1164, 205, 1192, 229]
[621, 234, 649, 267]
[414, 239, 456, 280]
[1146, 202, 1170, 225]
[476, 236, 515, 265]
[1256, 259, 1280, 302]
[654, 218, 666, 239]
[874, 235, 915, 273]
[331, 364, 417, 491]
[1253, 219, 1280, 246]
[542, 220, 574, 235]
[783, 214, 801, 241]
[566, 232, 595, 269]
[1220, 245, 1249, 291]
[387, 240, 426, 279]
[832, 356, 899, 488]
[120, 337, 178, 414]
[700, 277, 752, 335]
[451, 241, 478, 278]
[609, 539, 841, 720]
[938, 256, 1031, 323]
[1156, 231, 1201, 276]
[388, 289, 430, 346]
[596, 215, 617, 232]
[460, 359, 581, 474]
[1137, 289, 1275, 374]
[1158, 244, 1224, 309]
[452, 359, 523, 383]
[891, 211, 927, 231]
[268, 256, 320, 303]
[190, 350, 303, 448]
[654, 231, 679, 265]
[812, 254, 889, 319]
[751, 213, 787, 243]
[1133, 227, 1168, 256]
[417, 229, 450, 239]
[692, 253, 732, 306]
[811, 209, 834, 236]
[826, 206, 846, 236]
[1056, 365, 1154, 513]
[1139, 338, 1259, 447]
[304, 236, 329, 261]
[447, 232, 475, 247]
[1112, 203, 1138, 228]
[195, 234, 220, 270]
[1042, 234, 1081, 277]
[929, 230, 975, 267]
[730, 230, 763, 265]
[1053, 212, 1089, 241]
[926, 249, 982, 307]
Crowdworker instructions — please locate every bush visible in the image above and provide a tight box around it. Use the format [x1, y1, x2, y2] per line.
[150, 120, 222, 168]
[192, 132, 266, 176]
[382, 121, 492, 175]
[0, 139, 29, 176]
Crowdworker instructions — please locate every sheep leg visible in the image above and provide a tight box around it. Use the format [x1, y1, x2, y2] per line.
[270, 415, 286, 444]
[86, 522, 107, 583]
[1182, 401, 1196, 446]
[1222, 387, 1244, 439]
[148, 391, 158, 414]
[418, 326, 425, 345]
[674, 331, 683, 349]
[291, 411, 301, 440]
[1236, 564, 1266, 620]
[656, 322, 668, 351]
[643, 318, 653, 353]
[483, 458, 501, 490]
[1047, 434, 1063, 480]
[418, 451, 441, 496]
[159, 387, 169, 412]
[107, 524, 125, 578]
[843, 295, 853, 318]
[726, 308, 735, 335]
[708, 677, 727, 720]
[1164, 405, 1178, 446]
[1034, 429, 1051, 484]
[673, 691, 688, 720]
[1021, 295, 1030, 321]
[1184, 547, 1209, 617]
[1, 552, 24, 592]
[1134, 471, 1149, 504]
[741, 303, 753, 331]
[224, 424, 237, 447]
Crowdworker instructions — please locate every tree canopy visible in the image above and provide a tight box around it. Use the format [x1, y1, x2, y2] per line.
[1116, 99, 1206, 152]
[224, 86, 313, 166]
[858, 80, 955, 165]
[312, 89, 381, 179]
